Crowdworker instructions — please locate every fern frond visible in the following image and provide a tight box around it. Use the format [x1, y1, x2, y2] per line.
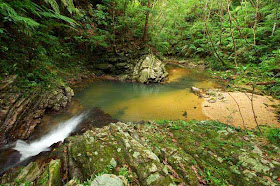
[10, 1, 43, 17]
[40, 12, 77, 27]
[44, 0, 60, 13]
[0, 2, 40, 30]
[61, 0, 79, 14]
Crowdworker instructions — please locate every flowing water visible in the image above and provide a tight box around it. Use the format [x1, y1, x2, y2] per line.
[14, 113, 86, 161]
[0, 114, 86, 174]
[0, 64, 220, 174]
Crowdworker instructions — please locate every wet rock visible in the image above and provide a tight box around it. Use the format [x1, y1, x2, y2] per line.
[0, 75, 17, 91]
[65, 179, 81, 186]
[73, 107, 118, 135]
[202, 89, 227, 104]
[133, 54, 168, 84]
[146, 173, 160, 185]
[115, 63, 133, 70]
[191, 87, 201, 93]
[0, 161, 40, 184]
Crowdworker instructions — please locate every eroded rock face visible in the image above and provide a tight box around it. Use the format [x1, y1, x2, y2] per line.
[0, 75, 74, 145]
[133, 54, 168, 84]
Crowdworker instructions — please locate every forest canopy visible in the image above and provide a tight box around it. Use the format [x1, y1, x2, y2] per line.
[0, 0, 279, 96]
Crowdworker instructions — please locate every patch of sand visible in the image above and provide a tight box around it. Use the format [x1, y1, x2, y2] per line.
[202, 92, 280, 128]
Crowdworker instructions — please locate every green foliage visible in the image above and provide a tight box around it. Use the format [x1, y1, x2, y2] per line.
[0, 0, 83, 88]
[156, 119, 168, 125]
[148, 0, 280, 75]
[266, 128, 280, 145]
[119, 167, 129, 179]
[1, 0, 279, 95]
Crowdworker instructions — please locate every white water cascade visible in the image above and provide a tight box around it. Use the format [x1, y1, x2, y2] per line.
[13, 113, 86, 161]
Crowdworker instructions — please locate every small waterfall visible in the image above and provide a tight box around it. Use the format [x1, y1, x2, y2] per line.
[14, 113, 85, 161]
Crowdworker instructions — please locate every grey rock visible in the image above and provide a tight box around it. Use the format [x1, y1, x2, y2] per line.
[133, 54, 168, 84]
[91, 174, 124, 186]
[191, 87, 201, 93]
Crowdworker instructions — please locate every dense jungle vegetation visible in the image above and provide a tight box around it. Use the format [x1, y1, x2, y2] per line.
[0, 0, 279, 97]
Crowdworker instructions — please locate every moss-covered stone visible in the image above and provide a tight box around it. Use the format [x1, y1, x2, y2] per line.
[0, 159, 61, 185]
[48, 159, 61, 186]
[1, 120, 280, 186]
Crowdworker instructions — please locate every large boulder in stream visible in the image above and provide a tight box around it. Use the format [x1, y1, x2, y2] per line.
[2, 121, 279, 185]
[133, 54, 168, 84]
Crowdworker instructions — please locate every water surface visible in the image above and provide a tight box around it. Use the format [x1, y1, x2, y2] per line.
[72, 65, 219, 122]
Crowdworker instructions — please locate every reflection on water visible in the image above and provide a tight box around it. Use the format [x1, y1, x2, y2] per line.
[72, 66, 219, 122]
[0, 65, 220, 174]
[108, 89, 206, 121]
[167, 67, 191, 83]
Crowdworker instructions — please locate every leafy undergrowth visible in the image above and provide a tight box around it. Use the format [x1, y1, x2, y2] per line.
[261, 126, 280, 146]
[0, 58, 91, 91]
[1, 120, 280, 185]
[209, 57, 280, 99]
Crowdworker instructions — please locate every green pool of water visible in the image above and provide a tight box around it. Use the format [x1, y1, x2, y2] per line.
[70, 66, 219, 122]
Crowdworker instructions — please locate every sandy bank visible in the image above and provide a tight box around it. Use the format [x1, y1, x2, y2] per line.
[202, 91, 280, 128]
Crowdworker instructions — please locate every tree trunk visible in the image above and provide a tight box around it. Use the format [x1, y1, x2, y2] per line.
[253, 0, 259, 45]
[272, 0, 280, 36]
[226, 0, 238, 67]
[112, 1, 117, 53]
[219, 0, 224, 45]
[142, 0, 151, 43]
[204, 0, 226, 66]
[122, 0, 128, 48]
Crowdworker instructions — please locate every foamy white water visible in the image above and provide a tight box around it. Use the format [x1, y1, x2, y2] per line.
[14, 113, 85, 161]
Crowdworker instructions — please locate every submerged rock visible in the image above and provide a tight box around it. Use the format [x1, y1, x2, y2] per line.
[133, 54, 168, 84]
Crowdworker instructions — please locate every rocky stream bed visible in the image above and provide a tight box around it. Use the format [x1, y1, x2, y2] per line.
[1, 120, 280, 185]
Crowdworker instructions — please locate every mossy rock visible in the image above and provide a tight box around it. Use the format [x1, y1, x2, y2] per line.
[0, 159, 61, 185]
[52, 121, 279, 185]
[1, 121, 280, 185]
